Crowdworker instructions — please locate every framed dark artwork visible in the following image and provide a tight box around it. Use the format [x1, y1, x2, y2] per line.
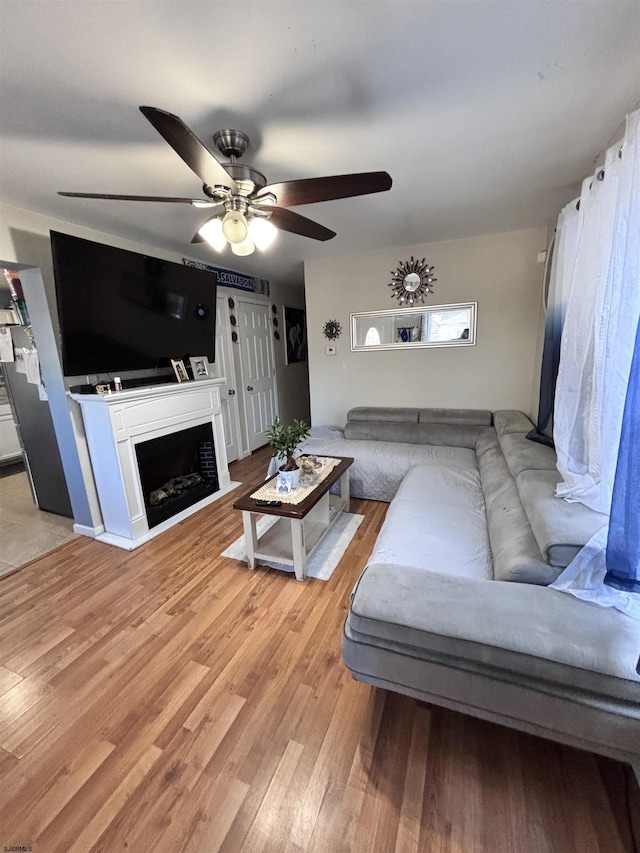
[283, 306, 308, 365]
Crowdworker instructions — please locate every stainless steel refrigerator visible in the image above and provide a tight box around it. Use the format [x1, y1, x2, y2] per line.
[1, 285, 72, 518]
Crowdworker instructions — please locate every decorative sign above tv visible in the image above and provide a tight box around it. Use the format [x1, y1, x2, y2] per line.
[182, 258, 269, 297]
[51, 232, 217, 377]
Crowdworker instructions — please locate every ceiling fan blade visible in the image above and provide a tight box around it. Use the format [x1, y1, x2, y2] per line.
[58, 192, 206, 203]
[264, 206, 336, 241]
[258, 171, 392, 207]
[139, 106, 238, 193]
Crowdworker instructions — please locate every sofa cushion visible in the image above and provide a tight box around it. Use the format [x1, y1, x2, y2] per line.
[367, 464, 492, 579]
[490, 409, 608, 568]
[493, 410, 539, 435]
[349, 563, 640, 702]
[347, 407, 420, 423]
[414, 422, 485, 448]
[417, 408, 493, 426]
[344, 420, 420, 443]
[474, 426, 499, 461]
[517, 469, 609, 567]
[497, 432, 558, 478]
[345, 407, 492, 445]
[476, 430, 559, 584]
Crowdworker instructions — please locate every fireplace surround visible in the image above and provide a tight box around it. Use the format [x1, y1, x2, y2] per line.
[71, 378, 233, 548]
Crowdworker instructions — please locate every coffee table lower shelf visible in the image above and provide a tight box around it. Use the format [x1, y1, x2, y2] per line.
[241, 485, 350, 581]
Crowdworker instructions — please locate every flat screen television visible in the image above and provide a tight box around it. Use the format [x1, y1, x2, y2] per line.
[51, 231, 217, 377]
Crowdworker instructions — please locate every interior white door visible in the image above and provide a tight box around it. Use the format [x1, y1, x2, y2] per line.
[212, 293, 242, 463]
[237, 296, 278, 451]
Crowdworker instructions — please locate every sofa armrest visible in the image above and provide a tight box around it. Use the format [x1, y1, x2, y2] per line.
[349, 562, 640, 690]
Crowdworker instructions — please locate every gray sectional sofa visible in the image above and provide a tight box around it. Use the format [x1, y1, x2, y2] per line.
[302, 407, 640, 771]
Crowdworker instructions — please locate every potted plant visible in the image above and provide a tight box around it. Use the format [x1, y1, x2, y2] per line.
[266, 416, 311, 490]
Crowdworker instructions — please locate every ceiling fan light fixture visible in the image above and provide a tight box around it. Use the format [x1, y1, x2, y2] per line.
[231, 236, 255, 256]
[59, 107, 393, 254]
[198, 217, 227, 252]
[248, 217, 278, 251]
[222, 210, 249, 243]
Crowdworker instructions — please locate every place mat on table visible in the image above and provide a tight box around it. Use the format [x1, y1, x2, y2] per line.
[250, 456, 341, 505]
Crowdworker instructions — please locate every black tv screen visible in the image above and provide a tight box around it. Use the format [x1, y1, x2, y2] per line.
[51, 231, 217, 376]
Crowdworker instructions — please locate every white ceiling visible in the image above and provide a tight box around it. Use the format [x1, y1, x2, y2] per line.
[1, 1, 638, 286]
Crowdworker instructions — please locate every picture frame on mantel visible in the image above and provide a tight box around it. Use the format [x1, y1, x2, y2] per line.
[171, 358, 189, 383]
[189, 355, 211, 381]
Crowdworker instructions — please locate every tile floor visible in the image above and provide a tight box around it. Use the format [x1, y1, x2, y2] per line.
[0, 471, 77, 579]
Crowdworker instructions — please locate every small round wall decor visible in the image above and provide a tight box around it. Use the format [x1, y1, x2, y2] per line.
[323, 319, 342, 340]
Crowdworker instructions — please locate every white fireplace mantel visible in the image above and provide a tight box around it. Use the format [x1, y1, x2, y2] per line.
[71, 379, 235, 549]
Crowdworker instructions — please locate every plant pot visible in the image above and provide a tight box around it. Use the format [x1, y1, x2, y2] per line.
[276, 466, 301, 492]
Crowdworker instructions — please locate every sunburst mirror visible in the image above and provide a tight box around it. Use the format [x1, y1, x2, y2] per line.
[323, 319, 342, 340]
[388, 257, 436, 304]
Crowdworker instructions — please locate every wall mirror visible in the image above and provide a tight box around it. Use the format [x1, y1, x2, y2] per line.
[351, 302, 477, 351]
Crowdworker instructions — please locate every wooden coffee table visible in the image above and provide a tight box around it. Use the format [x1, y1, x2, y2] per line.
[232, 456, 354, 581]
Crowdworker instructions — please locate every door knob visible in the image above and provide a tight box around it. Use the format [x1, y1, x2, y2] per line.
[228, 389, 235, 396]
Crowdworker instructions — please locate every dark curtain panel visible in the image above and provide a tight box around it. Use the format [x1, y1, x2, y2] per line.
[605, 314, 640, 593]
[527, 236, 557, 448]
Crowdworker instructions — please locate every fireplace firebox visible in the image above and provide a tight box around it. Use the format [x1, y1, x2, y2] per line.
[135, 422, 219, 528]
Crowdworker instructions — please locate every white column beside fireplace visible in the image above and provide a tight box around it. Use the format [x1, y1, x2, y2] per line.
[71, 379, 234, 549]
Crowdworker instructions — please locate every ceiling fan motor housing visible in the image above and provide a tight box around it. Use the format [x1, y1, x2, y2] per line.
[213, 129, 250, 159]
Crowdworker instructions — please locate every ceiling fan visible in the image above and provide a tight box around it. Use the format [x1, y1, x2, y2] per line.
[59, 106, 393, 256]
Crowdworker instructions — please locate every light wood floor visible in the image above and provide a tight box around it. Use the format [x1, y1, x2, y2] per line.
[0, 447, 638, 852]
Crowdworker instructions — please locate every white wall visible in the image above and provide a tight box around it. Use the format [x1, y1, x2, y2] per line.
[305, 227, 547, 428]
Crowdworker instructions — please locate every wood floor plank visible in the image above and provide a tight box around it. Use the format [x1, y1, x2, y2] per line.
[174, 692, 247, 772]
[241, 738, 306, 853]
[61, 744, 164, 853]
[0, 737, 115, 841]
[0, 664, 23, 697]
[185, 775, 251, 853]
[394, 704, 432, 852]
[0, 444, 637, 852]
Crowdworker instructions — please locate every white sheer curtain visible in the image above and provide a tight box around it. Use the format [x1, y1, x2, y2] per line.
[529, 197, 580, 442]
[554, 109, 640, 515]
[551, 200, 580, 324]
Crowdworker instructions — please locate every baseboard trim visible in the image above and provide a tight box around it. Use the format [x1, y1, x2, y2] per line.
[73, 522, 105, 538]
[89, 480, 242, 551]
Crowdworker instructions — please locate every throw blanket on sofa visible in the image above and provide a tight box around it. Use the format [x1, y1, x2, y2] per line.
[299, 434, 476, 502]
